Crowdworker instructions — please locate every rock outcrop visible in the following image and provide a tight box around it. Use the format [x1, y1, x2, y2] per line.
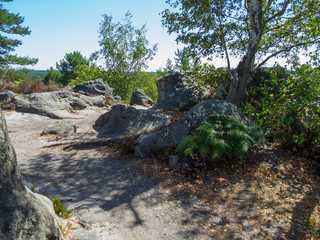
[154, 73, 209, 110]
[73, 79, 113, 96]
[130, 89, 153, 107]
[135, 100, 252, 158]
[94, 104, 171, 138]
[42, 120, 77, 137]
[14, 91, 87, 118]
[0, 110, 63, 240]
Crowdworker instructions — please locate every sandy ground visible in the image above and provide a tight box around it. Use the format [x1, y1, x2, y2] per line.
[4, 108, 210, 240]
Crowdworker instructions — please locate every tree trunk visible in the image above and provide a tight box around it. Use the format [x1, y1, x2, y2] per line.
[226, 0, 263, 107]
[226, 54, 255, 107]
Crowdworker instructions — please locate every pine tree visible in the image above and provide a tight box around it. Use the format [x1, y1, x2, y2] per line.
[0, 0, 37, 66]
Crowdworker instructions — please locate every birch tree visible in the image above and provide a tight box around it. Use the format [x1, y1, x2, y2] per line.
[162, 0, 320, 106]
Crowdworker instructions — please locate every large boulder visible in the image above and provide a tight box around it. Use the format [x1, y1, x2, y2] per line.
[0, 90, 15, 103]
[130, 89, 153, 107]
[154, 73, 210, 110]
[42, 120, 77, 137]
[14, 91, 87, 118]
[73, 79, 113, 96]
[94, 104, 171, 138]
[135, 100, 252, 158]
[0, 110, 63, 239]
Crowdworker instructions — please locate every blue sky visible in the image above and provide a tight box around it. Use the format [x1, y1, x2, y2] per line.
[6, 0, 186, 71]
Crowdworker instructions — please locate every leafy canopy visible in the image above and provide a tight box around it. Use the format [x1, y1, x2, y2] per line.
[162, 0, 320, 69]
[56, 51, 89, 85]
[0, 0, 37, 66]
[91, 11, 158, 73]
[91, 12, 158, 99]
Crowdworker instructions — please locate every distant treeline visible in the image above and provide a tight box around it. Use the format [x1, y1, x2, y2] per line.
[28, 70, 47, 78]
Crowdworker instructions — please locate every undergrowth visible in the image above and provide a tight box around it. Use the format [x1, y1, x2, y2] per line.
[176, 113, 265, 165]
[50, 197, 72, 219]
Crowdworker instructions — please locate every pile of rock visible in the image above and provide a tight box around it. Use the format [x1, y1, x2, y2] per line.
[0, 79, 120, 119]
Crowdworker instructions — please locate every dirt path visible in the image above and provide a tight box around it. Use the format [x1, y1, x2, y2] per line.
[4, 109, 209, 240]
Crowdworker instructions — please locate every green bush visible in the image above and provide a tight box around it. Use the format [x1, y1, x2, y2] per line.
[50, 197, 72, 219]
[243, 64, 320, 155]
[176, 114, 264, 164]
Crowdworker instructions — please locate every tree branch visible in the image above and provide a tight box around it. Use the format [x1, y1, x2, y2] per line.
[256, 38, 320, 69]
[264, 0, 290, 24]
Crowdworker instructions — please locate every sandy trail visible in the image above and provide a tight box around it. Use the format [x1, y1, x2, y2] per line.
[4, 109, 209, 240]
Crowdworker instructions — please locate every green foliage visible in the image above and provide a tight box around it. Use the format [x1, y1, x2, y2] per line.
[176, 114, 264, 164]
[163, 47, 201, 74]
[307, 217, 320, 239]
[243, 64, 320, 155]
[161, 0, 320, 67]
[43, 67, 61, 85]
[162, 0, 320, 106]
[91, 12, 158, 100]
[69, 64, 105, 86]
[56, 51, 89, 85]
[50, 197, 72, 219]
[0, 0, 38, 66]
[0, 100, 15, 110]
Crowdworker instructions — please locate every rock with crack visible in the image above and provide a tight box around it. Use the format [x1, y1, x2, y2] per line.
[14, 91, 87, 118]
[94, 104, 171, 138]
[135, 100, 252, 158]
[0, 110, 64, 239]
[0, 90, 15, 103]
[130, 89, 154, 107]
[42, 120, 77, 137]
[154, 72, 210, 110]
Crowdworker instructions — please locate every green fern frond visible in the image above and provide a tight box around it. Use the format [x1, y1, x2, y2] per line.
[176, 134, 198, 153]
[176, 113, 265, 164]
[199, 144, 210, 158]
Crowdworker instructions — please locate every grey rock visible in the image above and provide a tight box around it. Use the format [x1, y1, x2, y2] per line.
[70, 229, 101, 240]
[74, 205, 109, 226]
[81, 95, 106, 107]
[130, 89, 153, 107]
[14, 91, 87, 118]
[94, 104, 171, 138]
[114, 95, 122, 104]
[42, 120, 77, 137]
[73, 79, 113, 96]
[0, 90, 15, 103]
[168, 155, 179, 168]
[0, 110, 63, 240]
[135, 100, 252, 158]
[154, 73, 210, 110]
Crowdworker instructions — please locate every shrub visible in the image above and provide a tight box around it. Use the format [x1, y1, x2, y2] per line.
[50, 197, 72, 219]
[13, 78, 63, 94]
[0, 68, 63, 94]
[0, 101, 15, 110]
[243, 64, 320, 156]
[176, 113, 264, 165]
[176, 153, 207, 180]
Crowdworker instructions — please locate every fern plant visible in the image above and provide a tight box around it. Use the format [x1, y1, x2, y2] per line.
[176, 114, 264, 164]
